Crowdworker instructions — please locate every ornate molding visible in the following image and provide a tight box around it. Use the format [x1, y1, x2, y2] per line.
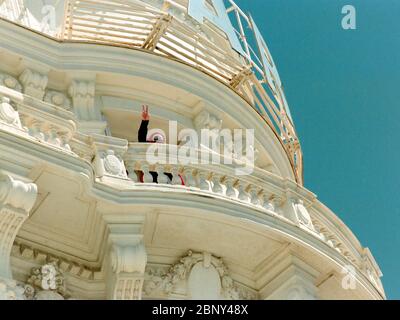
[68, 80, 96, 120]
[44, 90, 72, 110]
[294, 199, 315, 232]
[24, 262, 67, 300]
[0, 278, 25, 300]
[0, 73, 22, 92]
[12, 242, 101, 280]
[19, 69, 48, 100]
[104, 218, 147, 300]
[106, 242, 147, 300]
[361, 249, 384, 294]
[0, 173, 37, 278]
[0, 174, 37, 213]
[92, 135, 128, 180]
[111, 244, 147, 274]
[144, 251, 257, 300]
[0, 96, 22, 128]
[194, 110, 222, 131]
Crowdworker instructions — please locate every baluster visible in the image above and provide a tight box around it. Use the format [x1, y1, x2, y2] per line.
[248, 186, 261, 206]
[224, 177, 237, 198]
[156, 165, 169, 184]
[141, 163, 153, 183]
[326, 236, 335, 248]
[211, 174, 223, 194]
[313, 223, 327, 241]
[183, 168, 196, 188]
[261, 192, 274, 211]
[197, 171, 211, 191]
[126, 162, 139, 183]
[29, 119, 45, 140]
[271, 196, 284, 215]
[47, 126, 62, 147]
[170, 166, 182, 185]
[60, 133, 71, 151]
[237, 181, 250, 202]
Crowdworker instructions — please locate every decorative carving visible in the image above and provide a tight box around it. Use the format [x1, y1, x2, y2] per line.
[104, 151, 124, 176]
[113, 278, 143, 300]
[24, 262, 67, 300]
[0, 96, 22, 128]
[44, 90, 72, 110]
[19, 112, 74, 151]
[68, 80, 96, 120]
[19, 69, 48, 100]
[0, 73, 22, 92]
[111, 244, 147, 274]
[12, 242, 100, 280]
[0, 278, 25, 300]
[194, 110, 222, 131]
[271, 196, 284, 216]
[0, 173, 37, 213]
[0, 173, 37, 279]
[144, 251, 256, 300]
[294, 199, 315, 231]
[107, 242, 147, 300]
[361, 250, 384, 293]
[92, 136, 128, 180]
[95, 150, 127, 179]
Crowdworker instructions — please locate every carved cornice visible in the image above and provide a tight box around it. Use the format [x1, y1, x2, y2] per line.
[12, 241, 101, 281]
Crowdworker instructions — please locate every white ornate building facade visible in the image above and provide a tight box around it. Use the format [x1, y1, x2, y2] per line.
[0, 0, 384, 300]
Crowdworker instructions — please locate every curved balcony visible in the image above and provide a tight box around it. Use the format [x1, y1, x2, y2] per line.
[0, 0, 303, 184]
[0, 0, 385, 300]
[0, 83, 385, 297]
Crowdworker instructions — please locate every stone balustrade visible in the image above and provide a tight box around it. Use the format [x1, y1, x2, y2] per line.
[123, 143, 371, 281]
[0, 85, 76, 152]
[124, 143, 291, 218]
[0, 81, 383, 294]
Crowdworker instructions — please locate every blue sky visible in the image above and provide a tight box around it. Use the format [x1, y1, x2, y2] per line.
[233, 0, 400, 299]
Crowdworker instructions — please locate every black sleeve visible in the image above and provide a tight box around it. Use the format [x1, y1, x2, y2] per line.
[138, 120, 149, 143]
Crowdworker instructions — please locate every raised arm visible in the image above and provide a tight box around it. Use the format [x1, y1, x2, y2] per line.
[138, 105, 150, 142]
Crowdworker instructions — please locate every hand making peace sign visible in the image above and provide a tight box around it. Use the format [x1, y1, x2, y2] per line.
[141, 105, 150, 121]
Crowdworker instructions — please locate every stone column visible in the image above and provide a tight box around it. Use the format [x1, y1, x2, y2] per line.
[0, 172, 37, 300]
[104, 217, 147, 300]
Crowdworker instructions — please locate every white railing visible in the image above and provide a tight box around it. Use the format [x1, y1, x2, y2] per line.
[0, 85, 76, 152]
[122, 143, 377, 286]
